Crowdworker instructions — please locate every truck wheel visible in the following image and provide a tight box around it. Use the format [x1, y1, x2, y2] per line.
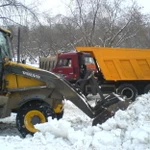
[144, 84, 150, 93]
[117, 84, 138, 101]
[16, 101, 55, 138]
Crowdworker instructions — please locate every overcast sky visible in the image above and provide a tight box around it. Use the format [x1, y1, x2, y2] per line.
[37, 0, 150, 15]
[137, 0, 150, 13]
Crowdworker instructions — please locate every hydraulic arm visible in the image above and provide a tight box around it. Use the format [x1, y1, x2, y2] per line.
[4, 62, 129, 125]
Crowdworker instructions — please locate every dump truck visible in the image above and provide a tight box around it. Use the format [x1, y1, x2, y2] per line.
[76, 47, 150, 101]
[40, 47, 150, 101]
[0, 27, 127, 137]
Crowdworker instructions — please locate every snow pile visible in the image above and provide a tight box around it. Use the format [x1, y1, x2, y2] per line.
[0, 93, 150, 150]
[34, 94, 150, 150]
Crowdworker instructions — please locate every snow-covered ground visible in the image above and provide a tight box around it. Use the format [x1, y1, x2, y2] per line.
[0, 93, 150, 150]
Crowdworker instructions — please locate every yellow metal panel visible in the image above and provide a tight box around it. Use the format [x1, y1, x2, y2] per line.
[4, 61, 41, 70]
[5, 74, 18, 89]
[137, 59, 150, 78]
[130, 59, 145, 79]
[104, 60, 120, 79]
[113, 59, 126, 79]
[120, 60, 137, 79]
[5, 74, 45, 89]
[16, 75, 45, 88]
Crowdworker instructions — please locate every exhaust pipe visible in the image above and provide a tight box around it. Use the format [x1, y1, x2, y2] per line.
[17, 27, 20, 63]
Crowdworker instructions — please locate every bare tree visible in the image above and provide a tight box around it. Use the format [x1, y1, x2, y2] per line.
[7, 0, 148, 59]
[66, 0, 102, 46]
[64, 0, 145, 48]
[0, 0, 39, 26]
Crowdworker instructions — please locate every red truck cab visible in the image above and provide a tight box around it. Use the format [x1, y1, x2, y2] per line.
[52, 52, 96, 83]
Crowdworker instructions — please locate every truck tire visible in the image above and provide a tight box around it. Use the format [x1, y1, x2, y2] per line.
[144, 84, 150, 93]
[117, 84, 138, 101]
[16, 101, 55, 138]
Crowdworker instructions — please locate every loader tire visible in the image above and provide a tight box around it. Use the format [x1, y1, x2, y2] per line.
[144, 84, 150, 93]
[117, 84, 138, 101]
[16, 101, 55, 138]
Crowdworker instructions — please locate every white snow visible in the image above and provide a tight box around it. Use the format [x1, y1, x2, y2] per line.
[0, 93, 150, 149]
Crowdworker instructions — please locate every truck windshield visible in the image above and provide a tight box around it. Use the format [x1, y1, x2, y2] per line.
[83, 54, 97, 71]
[0, 31, 11, 60]
[57, 58, 72, 67]
[85, 56, 95, 64]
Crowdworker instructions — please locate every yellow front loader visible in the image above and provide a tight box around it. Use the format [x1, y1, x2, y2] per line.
[0, 28, 127, 137]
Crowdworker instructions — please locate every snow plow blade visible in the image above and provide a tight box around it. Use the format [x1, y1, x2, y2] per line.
[92, 93, 130, 126]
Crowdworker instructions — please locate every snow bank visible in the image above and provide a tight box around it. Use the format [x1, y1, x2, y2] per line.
[34, 94, 150, 150]
[1, 94, 150, 150]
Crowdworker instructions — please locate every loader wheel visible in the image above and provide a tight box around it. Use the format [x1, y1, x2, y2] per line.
[16, 101, 55, 138]
[144, 84, 150, 93]
[117, 84, 138, 101]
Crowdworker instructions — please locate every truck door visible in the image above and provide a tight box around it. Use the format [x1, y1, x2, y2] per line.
[53, 57, 76, 82]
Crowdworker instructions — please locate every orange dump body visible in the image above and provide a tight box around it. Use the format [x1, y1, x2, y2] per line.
[76, 47, 150, 81]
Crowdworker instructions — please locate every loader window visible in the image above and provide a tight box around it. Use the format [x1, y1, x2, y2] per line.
[0, 32, 10, 60]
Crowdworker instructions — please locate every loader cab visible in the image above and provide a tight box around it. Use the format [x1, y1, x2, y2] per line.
[0, 28, 12, 87]
[0, 28, 12, 61]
